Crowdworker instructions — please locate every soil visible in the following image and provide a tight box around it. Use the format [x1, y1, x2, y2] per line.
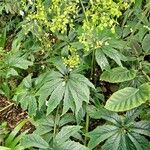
[0, 95, 35, 133]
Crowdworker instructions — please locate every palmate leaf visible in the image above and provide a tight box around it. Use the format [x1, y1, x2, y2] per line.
[87, 105, 121, 125]
[13, 75, 37, 116]
[87, 107, 150, 150]
[54, 126, 88, 150]
[127, 132, 150, 150]
[87, 125, 118, 149]
[131, 121, 150, 137]
[95, 45, 127, 71]
[105, 83, 150, 112]
[102, 134, 136, 150]
[21, 134, 49, 149]
[36, 70, 94, 116]
[102, 46, 126, 67]
[5, 54, 33, 70]
[100, 67, 137, 83]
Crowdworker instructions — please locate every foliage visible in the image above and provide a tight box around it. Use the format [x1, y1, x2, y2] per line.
[87, 106, 150, 150]
[0, 119, 29, 150]
[0, 0, 150, 149]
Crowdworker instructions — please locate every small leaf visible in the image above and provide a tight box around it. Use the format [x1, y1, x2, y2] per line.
[55, 125, 81, 143]
[142, 34, 150, 54]
[102, 47, 124, 67]
[100, 67, 137, 83]
[95, 49, 110, 70]
[21, 134, 49, 149]
[105, 83, 150, 112]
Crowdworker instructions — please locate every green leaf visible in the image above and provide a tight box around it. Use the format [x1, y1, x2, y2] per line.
[87, 125, 118, 149]
[6, 68, 18, 78]
[95, 49, 110, 70]
[87, 105, 121, 125]
[21, 134, 49, 149]
[128, 133, 150, 150]
[105, 83, 150, 112]
[0, 146, 10, 150]
[131, 121, 150, 137]
[55, 125, 81, 143]
[102, 46, 124, 67]
[47, 82, 65, 115]
[61, 140, 89, 150]
[100, 67, 137, 83]
[142, 34, 150, 54]
[6, 54, 33, 70]
[70, 73, 95, 89]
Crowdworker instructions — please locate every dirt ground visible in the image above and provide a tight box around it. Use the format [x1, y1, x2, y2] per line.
[0, 95, 35, 132]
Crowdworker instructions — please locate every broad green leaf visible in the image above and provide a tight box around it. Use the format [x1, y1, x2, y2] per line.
[87, 105, 121, 125]
[21, 134, 49, 149]
[142, 34, 150, 54]
[95, 49, 110, 70]
[55, 126, 81, 143]
[61, 140, 89, 150]
[102, 47, 124, 67]
[59, 114, 76, 127]
[102, 134, 135, 150]
[102, 133, 122, 150]
[68, 80, 84, 114]
[105, 83, 150, 112]
[87, 125, 118, 149]
[128, 133, 150, 150]
[100, 67, 137, 83]
[37, 79, 63, 109]
[6, 68, 18, 78]
[131, 121, 150, 137]
[70, 73, 95, 89]
[62, 84, 74, 115]
[6, 55, 33, 70]
[47, 82, 65, 115]
[22, 74, 32, 89]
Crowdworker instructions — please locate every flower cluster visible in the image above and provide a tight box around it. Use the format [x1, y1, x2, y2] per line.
[78, 0, 134, 51]
[63, 46, 80, 68]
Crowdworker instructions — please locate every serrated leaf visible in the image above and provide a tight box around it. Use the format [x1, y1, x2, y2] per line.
[87, 125, 118, 149]
[70, 73, 95, 89]
[95, 49, 110, 70]
[6, 55, 33, 70]
[61, 140, 89, 150]
[21, 134, 49, 149]
[131, 121, 150, 137]
[102, 47, 123, 67]
[55, 125, 81, 143]
[105, 83, 150, 112]
[87, 105, 121, 125]
[128, 133, 150, 150]
[100, 67, 137, 83]
[47, 82, 65, 115]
